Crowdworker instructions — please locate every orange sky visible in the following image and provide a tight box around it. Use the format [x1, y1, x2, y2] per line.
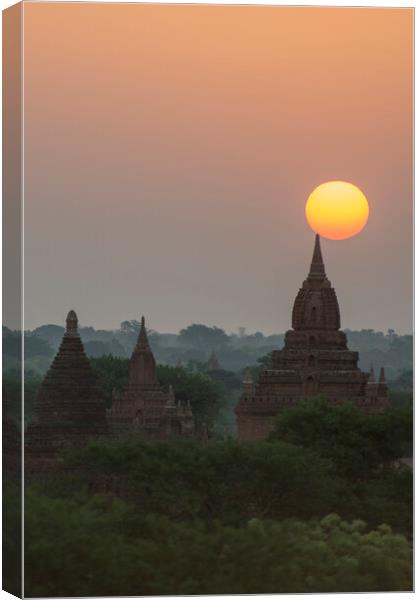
[23, 4, 413, 333]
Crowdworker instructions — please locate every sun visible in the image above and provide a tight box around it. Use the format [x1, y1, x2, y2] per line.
[305, 181, 369, 240]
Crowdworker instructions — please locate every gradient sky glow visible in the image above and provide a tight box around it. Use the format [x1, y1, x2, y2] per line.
[23, 4, 413, 334]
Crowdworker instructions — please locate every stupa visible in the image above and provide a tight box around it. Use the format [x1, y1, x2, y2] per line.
[206, 350, 221, 371]
[235, 235, 389, 440]
[25, 310, 109, 474]
[107, 317, 194, 437]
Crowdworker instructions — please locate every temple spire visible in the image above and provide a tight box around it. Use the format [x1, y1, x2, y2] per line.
[137, 315, 150, 349]
[369, 365, 375, 383]
[308, 234, 326, 278]
[128, 316, 157, 386]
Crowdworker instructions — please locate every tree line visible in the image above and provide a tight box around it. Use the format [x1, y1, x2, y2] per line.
[3, 322, 413, 378]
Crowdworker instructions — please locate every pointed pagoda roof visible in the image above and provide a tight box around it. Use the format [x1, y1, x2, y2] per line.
[292, 234, 340, 331]
[136, 316, 150, 350]
[369, 365, 376, 383]
[31, 310, 108, 431]
[308, 234, 326, 279]
[128, 316, 158, 387]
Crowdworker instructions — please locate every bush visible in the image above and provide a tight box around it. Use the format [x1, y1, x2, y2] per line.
[269, 397, 412, 479]
[24, 492, 412, 597]
[62, 436, 339, 524]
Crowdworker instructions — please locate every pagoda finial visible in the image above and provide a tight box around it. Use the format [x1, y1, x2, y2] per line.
[379, 367, 386, 384]
[369, 365, 375, 383]
[309, 234, 326, 278]
[66, 310, 78, 334]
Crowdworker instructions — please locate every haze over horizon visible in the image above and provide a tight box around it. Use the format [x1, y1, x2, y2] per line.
[20, 4, 412, 335]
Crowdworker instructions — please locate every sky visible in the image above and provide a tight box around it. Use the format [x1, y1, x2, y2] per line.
[22, 3, 413, 334]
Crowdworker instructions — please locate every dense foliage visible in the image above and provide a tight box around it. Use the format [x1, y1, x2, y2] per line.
[24, 492, 412, 597]
[269, 397, 413, 479]
[23, 400, 413, 596]
[3, 483, 22, 597]
[3, 369, 43, 426]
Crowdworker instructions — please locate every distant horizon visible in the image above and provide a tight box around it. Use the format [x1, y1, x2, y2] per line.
[20, 319, 412, 338]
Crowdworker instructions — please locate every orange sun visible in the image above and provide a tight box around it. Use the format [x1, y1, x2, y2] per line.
[305, 181, 369, 240]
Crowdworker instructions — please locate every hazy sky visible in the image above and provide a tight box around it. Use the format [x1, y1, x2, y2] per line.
[23, 4, 413, 334]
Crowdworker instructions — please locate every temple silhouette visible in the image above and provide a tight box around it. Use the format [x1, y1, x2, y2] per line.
[25, 310, 109, 474]
[107, 316, 194, 437]
[235, 234, 389, 440]
[25, 313, 195, 474]
[25, 234, 391, 471]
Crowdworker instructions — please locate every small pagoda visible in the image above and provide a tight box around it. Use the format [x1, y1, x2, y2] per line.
[107, 317, 194, 438]
[206, 350, 221, 371]
[25, 310, 109, 474]
[235, 235, 389, 440]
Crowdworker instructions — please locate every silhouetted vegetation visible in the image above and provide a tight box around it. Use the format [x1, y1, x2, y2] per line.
[23, 415, 413, 596]
[269, 397, 413, 479]
[24, 492, 412, 596]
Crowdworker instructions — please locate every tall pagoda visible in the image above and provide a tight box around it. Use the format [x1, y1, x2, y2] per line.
[235, 235, 389, 440]
[25, 310, 109, 474]
[107, 317, 194, 437]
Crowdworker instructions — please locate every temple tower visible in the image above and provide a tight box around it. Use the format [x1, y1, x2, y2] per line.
[25, 310, 109, 474]
[108, 317, 194, 438]
[235, 235, 389, 440]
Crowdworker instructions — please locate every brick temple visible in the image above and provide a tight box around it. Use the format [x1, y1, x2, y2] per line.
[235, 234, 389, 440]
[25, 310, 109, 474]
[107, 317, 195, 437]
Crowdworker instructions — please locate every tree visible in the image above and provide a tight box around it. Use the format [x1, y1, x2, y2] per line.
[257, 351, 273, 370]
[269, 397, 412, 480]
[61, 436, 339, 524]
[32, 324, 65, 349]
[178, 324, 230, 351]
[391, 370, 413, 392]
[3, 369, 43, 425]
[4, 482, 21, 596]
[24, 489, 412, 597]
[120, 320, 141, 335]
[156, 365, 224, 429]
[84, 340, 110, 358]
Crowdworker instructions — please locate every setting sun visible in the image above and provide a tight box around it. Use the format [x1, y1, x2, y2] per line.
[305, 181, 369, 240]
